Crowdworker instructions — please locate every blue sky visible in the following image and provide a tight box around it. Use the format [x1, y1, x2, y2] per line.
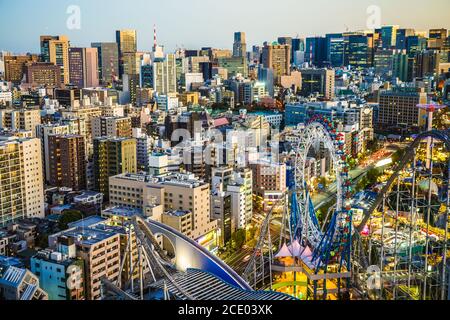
[1, 0, 449, 54]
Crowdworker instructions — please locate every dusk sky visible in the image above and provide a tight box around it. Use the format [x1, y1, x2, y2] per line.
[1, 0, 450, 54]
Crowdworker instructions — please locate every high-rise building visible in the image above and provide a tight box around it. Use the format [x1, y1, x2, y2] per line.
[40, 35, 70, 84]
[49, 228, 121, 300]
[0, 109, 41, 136]
[329, 37, 345, 67]
[4, 55, 39, 84]
[91, 42, 119, 85]
[299, 68, 335, 100]
[428, 29, 448, 49]
[374, 49, 394, 78]
[115, 30, 137, 78]
[305, 37, 327, 67]
[406, 36, 427, 56]
[217, 56, 248, 78]
[91, 116, 132, 139]
[68, 47, 99, 88]
[36, 123, 71, 183]
[48, 135, 86, 191]
[395, 29, 415, 50]
[392, 51, 410, 82]
[381, 25, 400, 49]
[262, 43, 291, 84]
[344, 34, 373, 69]
[25, 62, 62, 88]
[378, 88, 427, 128]
[153, 54, 177, 94]
[233, 32, 247, 58]
[0, 137, 45, 226]
[93, 137, 137, 197]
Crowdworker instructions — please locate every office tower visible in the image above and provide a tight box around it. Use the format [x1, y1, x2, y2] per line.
[217, 56, 248, 78]
[396, 29, 415, 50]
[299, 68, 335, 100]
[305, 37, 327, 67]
[278, 36, 293, 48]
[374, 49, 394, 78]
[258, 66, 274, 97]
[329, 37, 345, 67]
[292, 38, 305, 53]
[262, 43, 291, 84]
[122, 52, 142, 75]
[141, 64, 154, 88]
[48, 135, 86, 191]
[428, 28, 448, 49]
[0, 109, 41, 136]
[40, 35, 70, 84]
[413, 50, 439, 78]
[93, 137, 137, 197]
[68, 47, 99, 88]
[54, 88, 82, 107]
[153, 54, 177, 94]
[381, 25, 400, 49]
[122, 73, 140, 105]
[91, 116, 132, 139]
[25, 62, 61, 87]
[91, 42, 119, 85]
[406, 35, 428, 55]
[344, 34, 373, 69]
[378, 88, 427, 128]
[0, 137, 45, 226]
[392, 51, 409, 82]
[233, 32, 247, 58]
[325, 33, 344, 64]
[115, 30, 137, 78]
[4, 55, 39, 84]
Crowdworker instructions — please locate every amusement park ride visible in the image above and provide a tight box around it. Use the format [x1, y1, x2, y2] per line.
[242, 114, 450, 301]
[101, 113, 450, 301]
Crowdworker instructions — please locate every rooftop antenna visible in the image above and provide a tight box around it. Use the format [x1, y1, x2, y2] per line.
[153, 24, 157, 52]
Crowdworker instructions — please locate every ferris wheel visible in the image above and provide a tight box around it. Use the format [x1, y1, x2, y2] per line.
[291, 116, 353, 272]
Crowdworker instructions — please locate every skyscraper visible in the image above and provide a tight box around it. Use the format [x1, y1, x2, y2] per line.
[395, 29, 415, 50]
[115, 30, 137, 78]
[40, 35, 70, 84]
[0, 137, 44, 226]
[262, 43, 291, 84]
[329, 37, 345, 67]
[91, 42, 119, 85]
[68, 47, 99, 88]
[305, 37, 327, 67]
[4, 54, 39, 84]
[299, 68, 335, 100]
[48, 135, 86, 191]
[233, 32, 247, 58]
[381, 25, 400, 49]
[93, 137, 137, 197]
[344, 34, 373, 69]
[153, 54, 177, 94]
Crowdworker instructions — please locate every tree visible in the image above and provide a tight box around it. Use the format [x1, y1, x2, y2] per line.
[231, 229, 246, 250]
[366, 168, 381, 186]
[58, 210, 83, 230]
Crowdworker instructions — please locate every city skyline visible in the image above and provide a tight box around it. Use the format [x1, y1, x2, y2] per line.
[1, 0, 450, 53]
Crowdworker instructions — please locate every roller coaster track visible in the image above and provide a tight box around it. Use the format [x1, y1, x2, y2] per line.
[355, 130, 450, 234]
